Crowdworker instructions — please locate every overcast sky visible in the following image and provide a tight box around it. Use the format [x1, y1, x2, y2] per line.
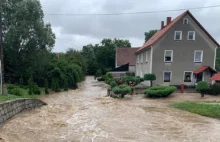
[40, 0, 220, 52]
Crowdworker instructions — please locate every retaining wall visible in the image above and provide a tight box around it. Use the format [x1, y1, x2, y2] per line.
[0, 99, 47, 124]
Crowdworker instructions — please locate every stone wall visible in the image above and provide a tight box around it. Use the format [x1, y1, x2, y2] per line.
[0, 99, 47, 124]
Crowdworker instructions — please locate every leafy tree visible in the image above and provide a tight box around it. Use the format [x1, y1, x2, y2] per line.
[144, 30, 157, 42]
[44, 79, 49, 94]
[54, 79, 60, 92]
[144, 74, 156, 87]
[51, 78, 56, 91]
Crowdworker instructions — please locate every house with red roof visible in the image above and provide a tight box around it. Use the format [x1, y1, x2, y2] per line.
[135, 10, 219, 86]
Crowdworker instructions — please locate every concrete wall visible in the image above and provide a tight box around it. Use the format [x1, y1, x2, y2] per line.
[152, 13, 217, 86]
[0, 99, 47, 124]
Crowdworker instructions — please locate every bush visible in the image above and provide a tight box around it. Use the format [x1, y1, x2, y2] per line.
[196, 81, 209, 97]
[44, 79, 49, 94]
[106, 72, 113, 79]
[33, 83, 41, 95]
[110, 81, 117, 89]
[19, 78, 24, 85]
[97, 75, 106, 81]
[7, 84, 17, 90]
[8, 87, 22, 96]
[140, 78, 144, 82]
[95, 69, 103, 78]
[64, 78, 68, 91]
[209, 83, 220, 95]
[112, 85, 132, 98]
[28, 76, 34, 95]
[144, 86, 177, 98]
[144, 74, 156, 87]
[106, 78, 114, 85]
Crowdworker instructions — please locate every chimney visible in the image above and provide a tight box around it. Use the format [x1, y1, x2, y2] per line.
[161, 21, 164, 29]
[166, 17, 172, 25]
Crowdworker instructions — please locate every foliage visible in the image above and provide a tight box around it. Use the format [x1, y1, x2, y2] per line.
[33, 83, 41, 95]
[44, 79, 49, 94]
[110, 81, 117, 89]
[8, 87, 22, 96]
[107, 78, 115, 85]
[51, 78, 56, 91]
[64, 78, 68, 91]
[172, 101, 220, 118]
[144, 74, 156, 87]
[95, 69, 103, 78]
[144, 30, 158, 42]
[216, 48, 220, 71]
[196, 81, 209, 97]
[106, 72, 113, 79]
[209, 83, 220, 95]
[112, 85, 132, 98]
[28, 76, 34, 95]
[19, 78, 24, 86]
[144, 86, 177, 98]
[122, 76, 142, 86]
[54, 79, 60, 92]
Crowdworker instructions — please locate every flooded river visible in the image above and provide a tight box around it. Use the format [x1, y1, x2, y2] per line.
[0, 76, 220, 142]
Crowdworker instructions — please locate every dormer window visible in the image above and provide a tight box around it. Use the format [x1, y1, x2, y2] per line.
[183, 18, 188, 24]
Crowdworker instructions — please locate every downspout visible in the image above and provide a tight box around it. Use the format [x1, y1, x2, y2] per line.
[150, 46, 153, 74]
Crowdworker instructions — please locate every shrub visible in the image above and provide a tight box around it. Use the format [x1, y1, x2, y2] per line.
[112, 85, 132, 98]
[51, 78, 56, 91]
[110, 81, 117, 89]
[64, 78, 68, 91]
[33, 83, 41, 95]
[140, 78, 144, 82]
[19, 78, 24, 85]
[7, 84, 17, 90]
[144, 86, 177, 98]
[54, 79, 60, 92]
[97, 75, 106, 81]
[144, 74, 156, 87]
[95, 69, 103, 78]
[196, 81, 209, 97]
[209, 83, 220, 95]
[106, 72, 113, 79]
[44, 79, 49, 94]
[8, 87, 22, 96]
[28, 76, 34, 95]
[106, 78, 114, 85]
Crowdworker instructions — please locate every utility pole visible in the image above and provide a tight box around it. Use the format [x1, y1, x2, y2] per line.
[0, 1, 5, 95]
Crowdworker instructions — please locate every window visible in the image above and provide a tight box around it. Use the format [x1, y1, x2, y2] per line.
[141, 53, 143, 63]
[164, 50, 173, 62]
[174, 31, 182, 40]
[183, 18, 188, 24]
[188, 31, 195, 40]
[137, 55, 139, 63]
[163, 72, 171, 82]
[194, 50, 203, 63]
[184, 71, 193, 82]
[146, 52, 148, 62]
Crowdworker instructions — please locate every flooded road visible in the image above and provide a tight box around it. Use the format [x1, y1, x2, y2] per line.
[0, 76, 220, 142]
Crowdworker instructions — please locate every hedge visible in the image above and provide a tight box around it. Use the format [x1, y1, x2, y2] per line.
[144, 86, 177, 98]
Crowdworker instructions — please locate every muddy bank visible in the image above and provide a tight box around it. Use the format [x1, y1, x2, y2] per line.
[0, 77, 220, 142]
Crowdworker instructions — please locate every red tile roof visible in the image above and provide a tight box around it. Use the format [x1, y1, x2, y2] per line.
[116, 47, 140, 66]
[210, 72, 220, 81]
[136, 10, 220, 54]
[194, 66, 209, 74]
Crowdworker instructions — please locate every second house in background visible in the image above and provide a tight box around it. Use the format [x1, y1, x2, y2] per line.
[135, 10, 219, 86]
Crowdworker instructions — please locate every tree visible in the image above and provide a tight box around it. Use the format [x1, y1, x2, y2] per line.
[44, 79, 49, 94]
[144, 30, 157, 42]
[144, 74, 156, 87]
[51, 78, 56, 91]
[28, 76, 34, 95]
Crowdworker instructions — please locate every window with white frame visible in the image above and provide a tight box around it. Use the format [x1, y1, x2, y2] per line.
[137, 55, 139, 63]
[194, 50, 203, 63]
[174, 31, 182, 40]
[164, 72, 171, 82]
[188, 31, 195, 40]
[141, 53, 143, 63]
[183, 18, 188, 24]
[184, 71, 193, 82]
[146, 52, 148, 62]
[164, 50, 173, 62]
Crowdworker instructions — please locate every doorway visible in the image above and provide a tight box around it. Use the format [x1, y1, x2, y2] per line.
[196, 72, 203, 83]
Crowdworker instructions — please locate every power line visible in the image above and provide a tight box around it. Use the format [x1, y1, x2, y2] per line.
[44, 4, 220, 16]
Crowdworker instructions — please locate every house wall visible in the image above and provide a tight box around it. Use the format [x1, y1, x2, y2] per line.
[136, 48, 152, 78]
[152, 14, 217, 86]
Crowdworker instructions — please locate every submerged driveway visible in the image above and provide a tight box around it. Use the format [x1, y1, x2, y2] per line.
[0, 76, 220, 142]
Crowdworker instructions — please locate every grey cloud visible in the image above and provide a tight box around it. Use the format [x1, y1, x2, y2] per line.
[40, 0, 220, 52]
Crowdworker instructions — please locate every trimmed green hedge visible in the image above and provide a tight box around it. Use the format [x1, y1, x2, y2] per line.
[144, 86, 177, 98]
[112, 85, 132, 98]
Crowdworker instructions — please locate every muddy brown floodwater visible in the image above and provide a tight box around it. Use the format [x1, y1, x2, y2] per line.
[0, 77, 220, 142]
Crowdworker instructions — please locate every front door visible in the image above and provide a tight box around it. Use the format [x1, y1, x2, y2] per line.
[196, 72, 203, 83]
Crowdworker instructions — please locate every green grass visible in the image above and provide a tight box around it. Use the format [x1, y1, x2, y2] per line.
[0, 84, 41, 102]
[171, 101, 220, 118]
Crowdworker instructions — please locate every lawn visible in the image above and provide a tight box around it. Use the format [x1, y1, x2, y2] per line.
[0, 84, 42, 102]
[171, 101, 220, 118]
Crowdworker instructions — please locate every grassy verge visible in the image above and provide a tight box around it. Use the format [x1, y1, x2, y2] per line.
[0, 84, 41, 102]
[171, 101, 220, 118]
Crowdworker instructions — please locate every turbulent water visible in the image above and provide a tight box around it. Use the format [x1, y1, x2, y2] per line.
[0, 76, 220, 142]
